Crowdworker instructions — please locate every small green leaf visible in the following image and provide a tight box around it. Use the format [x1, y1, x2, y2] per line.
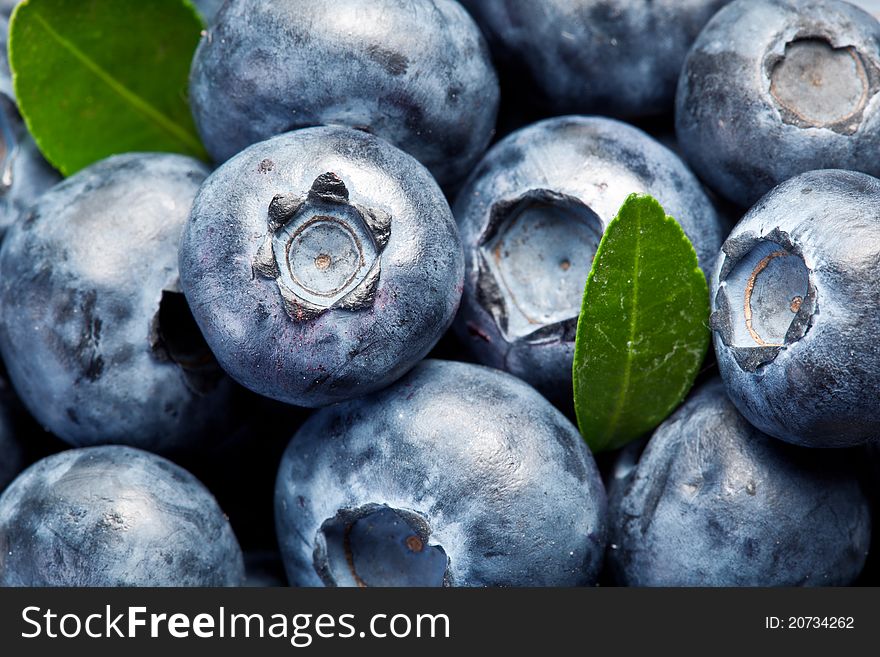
[572, 194, 710, 453]
[9, 0, 207, 176]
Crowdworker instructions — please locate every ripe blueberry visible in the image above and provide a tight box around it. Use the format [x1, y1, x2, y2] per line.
[608, 380, 871, 586]
[0, 153, 236, 453]
[676, 0, 880, 207]
[0, 16, 61, 236]
[189, 0, 498, 187]
[462, 0, 732, 118]
[711, 169, 880, 447]
[0, 445, 245, 586]
[179, 126, 464, 407]
[454, 116, 723, 409]
[275, 360, 608, 587]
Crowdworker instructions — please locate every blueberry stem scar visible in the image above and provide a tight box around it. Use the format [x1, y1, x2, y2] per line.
[743, 250, 790, 347]
[343, 522, 368, 589]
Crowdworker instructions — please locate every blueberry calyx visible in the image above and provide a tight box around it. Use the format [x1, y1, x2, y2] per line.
[252, 172, 392, 321]
[476, 188, 602, 343]
[307, 171, 350, 204]
[313, 504, 450, 588]
[710, 228, 817, 372]
[767, 37, 880, 135]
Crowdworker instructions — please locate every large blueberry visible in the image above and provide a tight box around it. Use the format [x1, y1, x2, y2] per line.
[275, 360, 607, 587]
[0, 153, 236, 452]
[712, 170, 880, 447]
[0, 446, 244, 586]
[676, 0, 880, 207]
[609, 380, 871, 586]
[0, 16, 61, 237]
[189, 0, 498, 187]
[454, 116, 723, 409]
[179, 127, 464, 407]
[462, 0, 731, 118]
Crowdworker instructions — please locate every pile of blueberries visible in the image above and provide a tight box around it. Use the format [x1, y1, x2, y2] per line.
[0, 0, 878, 587]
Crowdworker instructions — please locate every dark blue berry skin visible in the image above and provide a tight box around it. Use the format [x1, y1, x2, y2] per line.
[462, 0, 731, 118]
[0, 17, 61, 237]
[275, 359, 607, 587]
[192, 0, 223, 23]
[849, 0, 880, 18]
[0, 153, 237, 453]
[189, 0, 498, 187]
[454, 116, 723, 409]
[711, 170, 880, 448]
[0, 446, 245, 586]
[609, 380, 871, 586]
[676, 0, 880, 208]
[179, 126, 464, 408]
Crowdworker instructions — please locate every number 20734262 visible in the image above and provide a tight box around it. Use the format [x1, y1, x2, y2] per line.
[765, 617, 855, 630]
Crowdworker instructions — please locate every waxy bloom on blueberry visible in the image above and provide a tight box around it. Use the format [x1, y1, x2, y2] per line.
[0, 446, 245, 587]
[275, 360, 608, 587]
[179, 126, 464, 408]
[711, 169, 880, 447]
[454, 116, 723, 409]
[0, 153, 235, 453]
[676, 0, 880, 206]
[189, 0, 498, 186]
[608, 381, 871, 586]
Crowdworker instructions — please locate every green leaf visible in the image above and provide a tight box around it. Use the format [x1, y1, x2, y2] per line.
[9, 0, 207, 176]
[572, 193, 710, 453]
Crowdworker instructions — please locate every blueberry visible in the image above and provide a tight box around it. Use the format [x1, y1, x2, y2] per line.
[0, 17, 61, 237]
[848, 0, 880, 17]
[179, 126, 464, 407]
[0, 445, 244, 586]
[609, 380, 871, 586]
[711, 170, 880, 447]
[454, 116, 723, 409]
[275, 359, 607, 587]
[0, 153, 236, 452]
[676, 0, 880, 207]
[462, 0, 731, 118]
[189, 0, 498, 187]
[192, 0, 223, 23]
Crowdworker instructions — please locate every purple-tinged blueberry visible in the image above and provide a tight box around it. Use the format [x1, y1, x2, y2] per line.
[676, 0, 880, 207]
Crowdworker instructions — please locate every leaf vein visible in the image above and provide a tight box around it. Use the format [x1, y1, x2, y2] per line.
[30, 9, 205, 157]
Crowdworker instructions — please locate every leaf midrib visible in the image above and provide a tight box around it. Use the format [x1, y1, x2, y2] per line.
[601, 209, 641, 448]
[30, 9, 205, 157]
